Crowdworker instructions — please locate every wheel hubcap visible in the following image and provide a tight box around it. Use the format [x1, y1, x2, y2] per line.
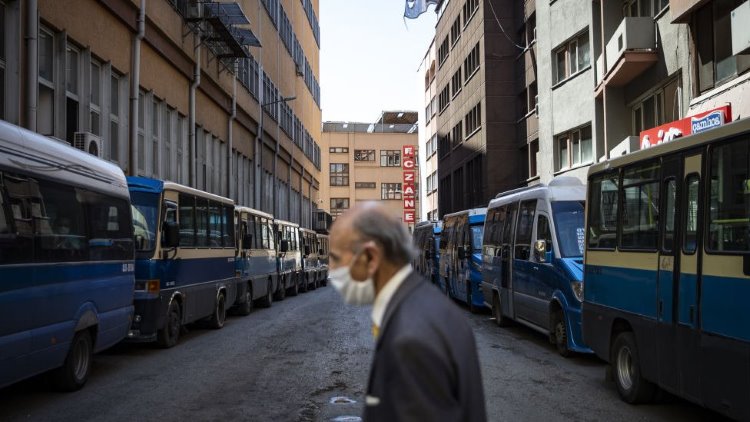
[617, 346, 634, 390]
[73, 338, 89, 380]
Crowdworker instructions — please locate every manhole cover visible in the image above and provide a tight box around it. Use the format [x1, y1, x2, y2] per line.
[329, 396, 356, 404]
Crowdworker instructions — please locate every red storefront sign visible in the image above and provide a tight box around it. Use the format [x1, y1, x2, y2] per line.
[403, 157, 416, 169]
[403, 210, 415, 223]
[403, 145, 416, 158]
[403, 184, 416, 197]
[403, 170, 416, 185]
[402, 145, 416, 224]
[639, 105, 732, 150]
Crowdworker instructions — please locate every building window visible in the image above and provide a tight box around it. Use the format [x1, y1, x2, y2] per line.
[450, 15, 462, 48]
[110, 72, 121, 163]
[355, 182, 376, 189]
[451, 121, 463, 148]
[464, 43, 480, 82]
[330, 198, 349, 217]
[0, 2, 5, 120]
[553, 31, 590, 85]
[38, 27, 55, 136]
[65, 44, 81, 144]
[330, 163, 349, 186]
[438, 36, 449, 67]
[632, 77, 681, 134]
[380, 150, 401, 167]
[623, 0, 669, 17]
[381, 183, 402, 200]
[354, 149, 375, 161]
[329, 146, 348, 153]
[438, 85, 450, 113]
[451, 68, 462, 98]
[556, 125, 593, 171]
[463, 0, 479, 27]
[695, 1, 750, 93]
[465, 102, 481, 137]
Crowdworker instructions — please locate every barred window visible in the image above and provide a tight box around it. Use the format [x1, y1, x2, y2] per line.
[330, 198, 349, 217]
[381, 183, 402, 200]
[329, 147, 348, 153]
[355, 182, 376, 189]
[354, 149, 375, 161]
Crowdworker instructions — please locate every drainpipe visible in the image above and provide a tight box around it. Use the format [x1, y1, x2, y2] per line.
[189, 40, 201, 188]
[129, 0, 145, 176]
[25, 0, 38, 131]
[228, 62, 237, 199]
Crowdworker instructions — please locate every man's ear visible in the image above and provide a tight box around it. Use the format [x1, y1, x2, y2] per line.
[364, 242, 382, 277]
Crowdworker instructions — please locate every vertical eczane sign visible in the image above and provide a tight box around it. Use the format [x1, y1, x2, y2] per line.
[402, 145, 416, 224]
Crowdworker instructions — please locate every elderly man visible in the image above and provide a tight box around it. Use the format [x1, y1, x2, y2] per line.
[328, 202, 486, 422]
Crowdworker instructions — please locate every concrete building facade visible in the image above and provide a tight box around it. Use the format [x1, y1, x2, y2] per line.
[418, 39, 439, 221]
[0, 0, 322, 227]
[320, 111, 419, 227]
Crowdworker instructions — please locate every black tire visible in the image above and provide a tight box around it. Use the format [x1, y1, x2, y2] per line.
[300, 274, 308, 293]
[309, 273, 317, 290]
[288, 276, 299, 297]
[273, 276, 286, 301]
[467, 282, 477, 314]
[235, 285, 253, 316]
[321, 274, 327, 287]
[492, 293, 510, 327]
[52, 330, 93, 391]
[209, 292, 227, 329]
[157, 301, 181, 348]
[612, 332, 658, 403]
[552, 309, 572, 357]
[257, 279, 273, 308]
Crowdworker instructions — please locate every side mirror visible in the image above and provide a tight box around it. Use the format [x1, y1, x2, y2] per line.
[243, 234, 253, 248]
[163, 221, 180, 248]
[534, 240, 547, 262]
[280, 239, 289, 253]
[304, 245, 311, 256]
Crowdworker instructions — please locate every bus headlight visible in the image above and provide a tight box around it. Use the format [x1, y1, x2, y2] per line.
[571, 281, 583, 302]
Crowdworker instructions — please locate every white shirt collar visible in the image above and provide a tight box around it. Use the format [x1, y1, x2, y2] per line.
[371, 265, 412, 330]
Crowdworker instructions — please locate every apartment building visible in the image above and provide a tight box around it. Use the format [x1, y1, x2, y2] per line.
[320, 111, 419, 228]
[418, 39, 439, 221]
[434, 0, 522, 217]
[0, 0, 322, 227]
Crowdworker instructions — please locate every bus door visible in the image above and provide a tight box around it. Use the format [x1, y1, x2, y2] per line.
[454, 221, 468, 299]
[512, 200, 537, 325]
[501, 202, 518, 318]
[655, 156, 682, 393]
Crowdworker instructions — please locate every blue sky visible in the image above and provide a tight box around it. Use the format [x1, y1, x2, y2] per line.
[319, 1, 438, 122]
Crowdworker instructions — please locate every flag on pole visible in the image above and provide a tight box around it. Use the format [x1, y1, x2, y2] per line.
[404, 0, 438, 19]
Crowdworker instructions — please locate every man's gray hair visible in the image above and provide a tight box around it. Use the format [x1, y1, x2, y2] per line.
[351, 206, 416, 266]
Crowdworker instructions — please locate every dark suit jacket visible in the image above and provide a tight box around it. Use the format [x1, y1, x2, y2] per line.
[364, 271, 487, 422]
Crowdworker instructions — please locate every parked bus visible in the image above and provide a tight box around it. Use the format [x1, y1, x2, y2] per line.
[127, 177, 238, 348]
[300, 227, 320, 291]
[233, 206, 277, 313]
[583, 117, 750, 420]
[316, 232, 329, 286]
[413, 220, 442, 285]
[0, 121, 134, 390]
[440, 209, 486, 312]
[481, 177, 589, 356]
[275, 219, 302, 298]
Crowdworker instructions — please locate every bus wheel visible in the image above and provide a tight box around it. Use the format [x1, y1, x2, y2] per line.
[492, 293, 509, 327]
[466, 282, 477, 314]
[236, 285, 253, 316]
[257, 279, 273, 308]
[52, 330, 93, 391]
[157, 301, 181, 348]
[552, 310, 571, 357]
[612, 332, 657, 403]
[273, 277, 286, 301]
[310, 274, 317, 290]
[288, 276, 299, 297]
[210, 292, 227, 329]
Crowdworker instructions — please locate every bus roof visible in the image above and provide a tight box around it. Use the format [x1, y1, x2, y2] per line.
[0, 120, 129, 198]
[588, 117, 750, 176]
[299, 227, 316, 234]
[443, 208, 486, 225]
[488, 177, 585, 209]
[127, 176, 234, 205]
[235, 206, 274, 220]
[274, 218, 299, 228]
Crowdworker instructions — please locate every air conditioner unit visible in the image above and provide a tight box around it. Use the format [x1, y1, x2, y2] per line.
[732, 1, 750, 55]
[74, 132, 103, 158]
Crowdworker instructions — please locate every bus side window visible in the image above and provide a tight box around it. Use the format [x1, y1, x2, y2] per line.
[37, 177, 87, 262]
[536, 214, 553, 260]
[684, 175, 700, 254]
[0, 172, 34, 264]
[515, 200, 537, 260]
[179, 194, 196, 247]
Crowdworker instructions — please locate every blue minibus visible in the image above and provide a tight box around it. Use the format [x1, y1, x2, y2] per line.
[481, 177, 589, 356]
[440, 209, 486, 312]
[413, 220, 442, 285]
[274, 219, 302, 298]
[233, 206, 278, 312]
[583, 117, 750, 420]
[127, 177, 238, 348]
[0, 120, 134, 390]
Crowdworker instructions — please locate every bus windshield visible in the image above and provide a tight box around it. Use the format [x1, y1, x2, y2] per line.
[471, 226, 484, 251]
[552, 201, 585, 258]
[130, 191, 159, 251]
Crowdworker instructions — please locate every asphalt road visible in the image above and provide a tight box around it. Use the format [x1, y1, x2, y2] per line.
[0, 282, 729, 421]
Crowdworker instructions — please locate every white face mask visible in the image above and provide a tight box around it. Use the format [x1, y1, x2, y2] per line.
[329, 259, 375, 306]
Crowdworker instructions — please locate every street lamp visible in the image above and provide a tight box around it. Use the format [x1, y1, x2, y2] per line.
[255, 95, 296, 213]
